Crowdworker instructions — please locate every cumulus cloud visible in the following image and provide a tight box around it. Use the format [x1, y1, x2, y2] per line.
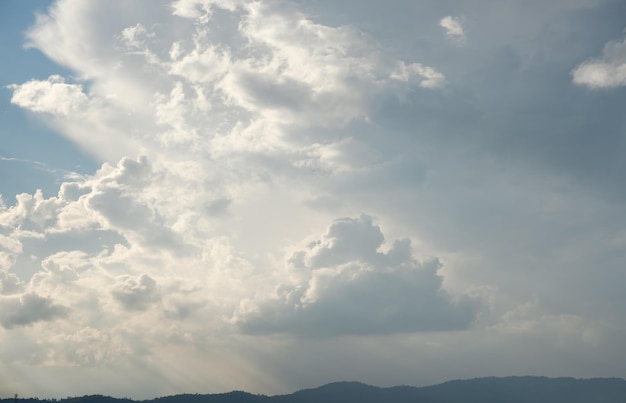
[0, 234, 23, 254]
[0, 293, 68, 329]
[111, 273, 160, 311]
[0, 189, 64, 230]
[0, 145, 258, 366]
[13, 0, 445, 161]
[235, 215, 480, 336]
[0, 156, 187, 254]
[198, 1, 446, 128]
[5, 0, 626, 398]
[0, 270, 22, 295]
[439, 16, 466, 42]
[572, 29, 626, 89]
[9, 75, 89, 116]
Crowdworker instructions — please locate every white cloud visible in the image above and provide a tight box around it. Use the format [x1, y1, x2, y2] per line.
[208, 1, 447, 127]
[0, 270, 22, 295]
[171, 0, 239, 22]
[235, 215, 480, 336]
[9, 76, 89, 116]
[0, 234, 23, 254]
[15, 0, 445, 161]
[0, 146, 265, 371]
[111, 273, 160, 311]
[390, 61, 446, 88]
[439, 16, 466, 42]
[4, 0, 626, 398]
[8, 76, 140, 162]
[120, 23, 154, 50]
[572, 30, 626, 89]
[0, 189, 64, 230]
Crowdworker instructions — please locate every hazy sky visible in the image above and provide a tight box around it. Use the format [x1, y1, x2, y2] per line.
[1, 0, 626, 399]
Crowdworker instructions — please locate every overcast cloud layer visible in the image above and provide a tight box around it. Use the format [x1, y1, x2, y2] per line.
[2, 0, 626, 399]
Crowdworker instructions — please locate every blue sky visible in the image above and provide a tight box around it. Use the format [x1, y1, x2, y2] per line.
[1, 0, 626, 399]
[0, 1, 98, 200]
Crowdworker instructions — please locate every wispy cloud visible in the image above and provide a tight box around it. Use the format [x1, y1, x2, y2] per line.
[0, 155, 84, 181]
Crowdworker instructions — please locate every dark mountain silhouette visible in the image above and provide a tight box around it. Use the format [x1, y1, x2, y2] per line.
[153, 392, 267, 403]
[4, 377, 626, 403]
[272, 378, 626, 403]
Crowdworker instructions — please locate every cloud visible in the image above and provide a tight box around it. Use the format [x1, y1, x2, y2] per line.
[0, 234, 23, 254]
[7, 75, 137, 162]
[390, 62, 446, 88]
[1, 293, 68, 329]
[120, 23, 154, 49]
[205, 1, 446, 127]
[439, 16, 466, 42]
[4, 0, 626, 398]
[14, 0, 445, 160]
[0, 270, 22, 295]
[235, 215, 480, 336]
[572, 29, 626, 89]
[9, 75, 89, 116]
[0, 189, 64, 230]
[111, 273, 160, 311]
[171, 0, 239, 23]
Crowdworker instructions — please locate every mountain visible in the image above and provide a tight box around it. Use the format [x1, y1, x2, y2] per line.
[274, 377, 626, 403]
[4, 377, 626, 403]
[413, 376, 626, 403]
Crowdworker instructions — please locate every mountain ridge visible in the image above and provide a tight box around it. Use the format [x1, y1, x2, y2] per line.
[5, 376, 626, 403]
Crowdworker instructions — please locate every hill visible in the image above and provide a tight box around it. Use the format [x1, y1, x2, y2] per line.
[4, 376, 626, 403]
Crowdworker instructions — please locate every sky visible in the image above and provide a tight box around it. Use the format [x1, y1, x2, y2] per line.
[1, 0, 626, 399]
